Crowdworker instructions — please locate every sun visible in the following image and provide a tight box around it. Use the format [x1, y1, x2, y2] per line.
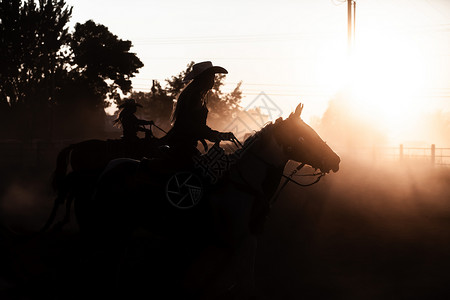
[349, 33, 426, 140]
[315, 31, 427, 144]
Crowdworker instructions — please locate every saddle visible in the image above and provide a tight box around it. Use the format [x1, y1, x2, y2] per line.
[134, 142, 237, 211]
[134, 143, 269, 235]
[134, 149, 202, 210]
[105, 137, 159, 161]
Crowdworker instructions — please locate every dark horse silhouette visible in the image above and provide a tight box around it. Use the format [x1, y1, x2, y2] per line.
[52, 128, 158, 189]
[73, 103, 340, 299]
[42, 128, 161, 232]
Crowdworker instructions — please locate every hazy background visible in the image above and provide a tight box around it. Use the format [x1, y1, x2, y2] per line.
[66, 0, 450, 147]
[1, 156, 449, 299]
[1, 1, 450, 299]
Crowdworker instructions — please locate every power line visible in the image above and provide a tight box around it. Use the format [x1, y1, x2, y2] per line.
[331, 0, 346, 6]
[132, 80, 450, 92]
[130, 24, 450, 44]
[129, 84, 450, 98]
[131, 32, 340, 45]
[135, 56, 316, 61]
[132, 80, 327, 88]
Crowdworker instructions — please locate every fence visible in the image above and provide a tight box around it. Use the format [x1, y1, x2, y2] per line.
[337, 144, 450, 167]
[0, 140, 449, 170]
[0, 139, 77, 170]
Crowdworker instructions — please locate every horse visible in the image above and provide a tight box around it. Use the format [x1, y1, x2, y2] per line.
[41, 128, 161, 233]
[51, 128, 159, 190]
[72, 103, 340, 299]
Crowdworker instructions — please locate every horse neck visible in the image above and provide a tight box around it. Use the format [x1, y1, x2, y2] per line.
[235, 129, 288, 194]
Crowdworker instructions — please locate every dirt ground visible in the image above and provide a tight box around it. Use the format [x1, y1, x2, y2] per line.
[1, 156, 449, 299]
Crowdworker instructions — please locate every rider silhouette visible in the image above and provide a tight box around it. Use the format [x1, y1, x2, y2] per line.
[164, 61, 234, 160]
[114, 98, 154, 141]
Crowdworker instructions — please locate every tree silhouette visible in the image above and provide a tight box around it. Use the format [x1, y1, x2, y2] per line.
[68, 20, 143, 107]
[0, 0, 72, 138]
[0, 1, 143, 139]
[0, 0, 71, 109]
[129, 81, 174, 136]
[207, 74, 242, 129]
[128, 62, 242, 133]
[164, 61, 194, 98]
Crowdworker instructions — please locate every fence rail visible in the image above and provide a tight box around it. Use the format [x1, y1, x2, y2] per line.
[0, 140, 449, 169]
[336, 144, 450, 167]
[0, 139, 78, 169]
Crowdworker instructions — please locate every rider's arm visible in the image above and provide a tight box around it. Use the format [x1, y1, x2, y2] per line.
[201, 125, 220, 142]
[136, 119, 154, 126]
[200, 126, 234, 142]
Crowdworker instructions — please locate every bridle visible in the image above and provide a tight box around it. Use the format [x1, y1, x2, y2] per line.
[283, 163, 325, 187]
[247, 151, 326, 203]
[270, 162, 325, 205]
[230, 134, 326, 204]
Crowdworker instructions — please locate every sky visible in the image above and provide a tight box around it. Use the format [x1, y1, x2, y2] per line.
[64, 0, 450, 143]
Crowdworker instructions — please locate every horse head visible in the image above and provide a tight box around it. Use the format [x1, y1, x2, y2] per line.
[274, 103, 340, 174]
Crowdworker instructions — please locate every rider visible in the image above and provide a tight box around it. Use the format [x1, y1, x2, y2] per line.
[114, 98, 154, 141]
[164, 61, 234, 160]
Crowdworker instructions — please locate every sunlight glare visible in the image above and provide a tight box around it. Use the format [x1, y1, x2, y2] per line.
[350, 33, 426, 142]
[315, 31, 427, 144]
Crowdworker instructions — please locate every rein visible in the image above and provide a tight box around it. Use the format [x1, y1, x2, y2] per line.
[282, 164, 325, 188]
[265, 160, 325, 205]
[151, 123, 168, 134]
[231, 136, 325, 204]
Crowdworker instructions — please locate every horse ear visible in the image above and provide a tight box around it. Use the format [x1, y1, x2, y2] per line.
[293, 103, 304, 118]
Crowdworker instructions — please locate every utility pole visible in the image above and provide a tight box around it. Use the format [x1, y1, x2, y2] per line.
[348, 0, 352, 52]
[347, 0, 356, 55]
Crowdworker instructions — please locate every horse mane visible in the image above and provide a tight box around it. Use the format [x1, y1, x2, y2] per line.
[241, 117, 283, 146]
[232, 117, 284, 158]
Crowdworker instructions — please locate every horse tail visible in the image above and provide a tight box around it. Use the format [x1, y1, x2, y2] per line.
[39, 194, 66, 234]
[42, 145, 74, 234]
[40, 171, 76, 234]
[51, 145, 74, 192]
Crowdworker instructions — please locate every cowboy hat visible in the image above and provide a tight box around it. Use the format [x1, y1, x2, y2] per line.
[183, 61, 228, 82]
[118, 98, 142, 109]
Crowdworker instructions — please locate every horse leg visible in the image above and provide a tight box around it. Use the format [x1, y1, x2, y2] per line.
[182, 244, 231, 297]
[39, 171, 76, 233]
[50, 195, 73, 232]
[231, 235, 258, 299]
[205, 189, 258, 299]
[51, 145, 72, 191]
[201, 235, 257, 300]
[38, 195, 64, 233]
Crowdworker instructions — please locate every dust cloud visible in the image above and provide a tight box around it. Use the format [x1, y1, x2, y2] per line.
[316, 90, 450, 148]
[0, 179, 53, 232]
[253, 95, 450, 298]
[1, 100, 449, 299]
[256, 154, 450, 300]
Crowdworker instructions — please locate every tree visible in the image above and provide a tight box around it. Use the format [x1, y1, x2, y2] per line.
[0, 1, 144, 139]
[0, 0, 72, 138]
[67, 20, 143, 109]
[164, 61, 194, 99]
[128, 62, 243, 133]
[128, 80, 174, 136]
[128, 63, 194, 131]
[0, 0, 72, 109]
[206, 74, 242, 129]
[164, 62, 242, 129]
[53, 20, 144, 138]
